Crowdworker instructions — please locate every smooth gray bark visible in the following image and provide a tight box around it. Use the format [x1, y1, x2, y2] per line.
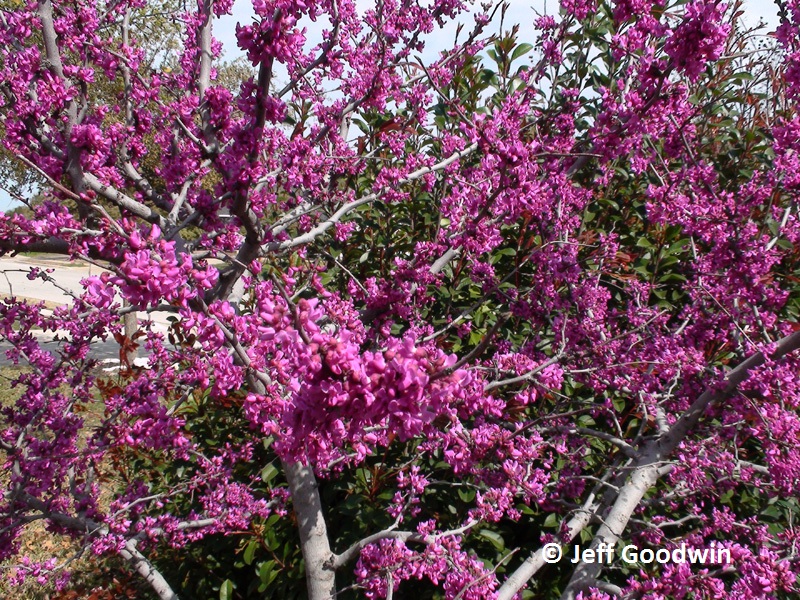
[284, 461, 336, 600]
[560, 330, 800, 599]
[496, 331, 800, 600]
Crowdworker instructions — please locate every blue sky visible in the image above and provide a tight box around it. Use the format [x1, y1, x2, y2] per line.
[214, 0, 782, 57]
[0, 0, 783, 212]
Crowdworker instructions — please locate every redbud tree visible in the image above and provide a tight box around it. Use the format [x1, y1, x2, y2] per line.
[1, 0, 800, 598]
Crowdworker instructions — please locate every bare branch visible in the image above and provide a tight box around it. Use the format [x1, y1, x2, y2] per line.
[546, 426, 638, 459]
[83, 173, 169, 230]
[197, 0, 213, 100]
[285, 461, 336, 600]
[332, 520, 477, 570]
[558, 330, 800, 600]
[496, 510, 594, 600]
[36, 0, 66, 80]
[484, 355, 562, 392]
[268, 143, 479, 253]
[120, 540, 179, 600]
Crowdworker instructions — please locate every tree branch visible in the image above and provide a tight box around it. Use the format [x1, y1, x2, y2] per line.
[83, 173, 168, 229]
[16, 494, 182, 600]
[284, 461, 336, 600]
[496, 510, 594, 600]
[120, 540, 179, 600]
[546, 426, 638, 459]
[484, 355, 562, 392]
[331, 520, 477, 570]
[558, 331, 800, 600]
[267, 143, 479, 253]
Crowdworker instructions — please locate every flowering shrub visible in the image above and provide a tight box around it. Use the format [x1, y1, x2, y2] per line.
[1, 0, 800, 599]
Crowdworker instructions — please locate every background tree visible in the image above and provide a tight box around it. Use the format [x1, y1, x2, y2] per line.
[1, 0, 800, 599]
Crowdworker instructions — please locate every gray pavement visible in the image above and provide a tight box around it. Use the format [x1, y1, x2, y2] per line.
[0, 254, 99, 305]
[0, 255, 169, 370]
[0, 337, 122, 369]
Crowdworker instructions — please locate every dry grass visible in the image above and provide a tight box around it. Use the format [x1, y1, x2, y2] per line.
[11, 297, 64, 311]
[0, 367, 152, 599]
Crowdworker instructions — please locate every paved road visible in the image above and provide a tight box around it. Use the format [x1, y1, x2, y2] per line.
[0, 255, 101, 305]
[0, 256, 166, 370]
[0, 334, 123, 369]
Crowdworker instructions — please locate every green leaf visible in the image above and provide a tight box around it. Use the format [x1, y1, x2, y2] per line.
[510, 43, 534, 62]
[243, 540, 259, 566]
[729, 71, 754, 83]
[658, 273, 687, 284]
[658, 255, 680, 268]
[261, 463, 279, 483]
[458, 487, 476, 503]
[469, 330, 484, 345]
[219, 579, 233, 600]
[258, 560, 276, 582]
[667, 239, 689, 254]
[479, 529, 506, 551]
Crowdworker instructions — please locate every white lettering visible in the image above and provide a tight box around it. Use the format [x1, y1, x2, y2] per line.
[715, 548, 731, 564]
[621, 545, 638, 563]
[686, 547, 710, 563]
